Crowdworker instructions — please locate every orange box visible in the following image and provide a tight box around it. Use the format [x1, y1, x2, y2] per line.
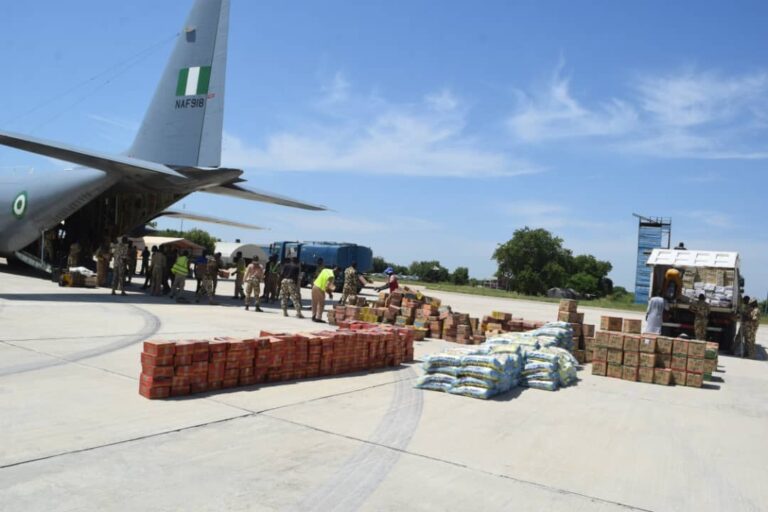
[139, 383, 170, 399]
[141, 365, 173, 378]
[143, 341, 175, 357]
[174, 355, 193, 366]
[174, 341, 196, 356]
[141, 352, 174, 367]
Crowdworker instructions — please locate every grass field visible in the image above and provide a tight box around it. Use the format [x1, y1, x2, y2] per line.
[399, 281, 647, 313]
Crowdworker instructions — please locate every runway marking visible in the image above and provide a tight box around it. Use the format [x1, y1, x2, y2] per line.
[0, 303, 160, 377]
[290, 366, 424, 512]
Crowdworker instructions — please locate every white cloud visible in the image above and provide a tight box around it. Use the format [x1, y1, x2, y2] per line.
[507, 63, 638, 142]
[222, 78, 539, 178]
[497, 200, 619, 231]
[507, 62, 768, 160]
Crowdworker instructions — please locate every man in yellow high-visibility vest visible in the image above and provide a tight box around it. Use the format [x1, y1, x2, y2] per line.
[170, 250, 190, 301]
[311, 266, 338, 323]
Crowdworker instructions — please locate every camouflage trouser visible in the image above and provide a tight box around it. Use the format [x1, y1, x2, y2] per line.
[340, 283, 357, 306]
[744, 324, 757, 358]
[694, 320, 707, 341]
[112, 259, 125, 292]
[196, 277, 215, 302]
[234, 273, 244, 298]
[245, 278, 261, 307]
[280, 279, 302, 314]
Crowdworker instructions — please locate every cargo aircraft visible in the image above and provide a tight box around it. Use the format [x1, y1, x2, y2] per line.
[0, 0, 324, 271]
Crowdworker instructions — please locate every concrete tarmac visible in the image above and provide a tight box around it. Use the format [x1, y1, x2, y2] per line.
[0, 270, 766, 511]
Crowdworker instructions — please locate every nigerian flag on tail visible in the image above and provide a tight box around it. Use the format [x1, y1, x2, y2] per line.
[176, 66, 211, 96]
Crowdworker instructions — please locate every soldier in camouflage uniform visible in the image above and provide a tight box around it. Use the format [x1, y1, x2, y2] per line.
[196, 255, 219, 305]
[689, 293, 710, 341]
[280, 257, 304, 318]
[243, 257, 264, 312]
[743, 298, 761, 359]
[340, 261, 358, 306]
[111, 237, 129, 296]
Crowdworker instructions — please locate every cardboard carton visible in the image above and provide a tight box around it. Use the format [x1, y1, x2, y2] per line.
[657, 354, 672, 369]
[686, 357, 705, 374]
[685, 373, 703, 388]
[687, 341, 706, 359]
[593, 347, 608, 362]
[622, 366, 638, 381]
[704, 359, 717, 375]
[622, 351, 639, 367]
[594, 331, 610, 347]
[608, 333, 625, 350]
[671, 355, 688, 371]
[653, 369, 672, 386]
[639, 353, 656, 368]
[592, 361, 607, 376]
[671, 370, 687, 385]
[673, 339, 689, 356]
[601, 316, 623, 332]
[655, 337, 673, 354]
[638, 336, 656, 353]
[558, 299, 578, 312]
[623, 335, 640, 352]
[607, 349, 624, 365]
[638, 367, 654, 383]
[607, 363, 623, 378]
[622, 319, 642, 334]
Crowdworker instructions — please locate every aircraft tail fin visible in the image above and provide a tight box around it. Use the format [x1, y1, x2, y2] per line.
[128, 0, 229, 168]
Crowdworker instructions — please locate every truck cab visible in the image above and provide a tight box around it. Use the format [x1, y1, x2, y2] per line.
[646, 249, 742, 351]
[269, 241, 373, 288]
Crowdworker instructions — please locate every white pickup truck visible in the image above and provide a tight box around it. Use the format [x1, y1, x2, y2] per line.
[646, 249, 743, 350]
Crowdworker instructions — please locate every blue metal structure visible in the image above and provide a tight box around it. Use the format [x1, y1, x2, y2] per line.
[633, 214, 671, 304]
[269, 241, 374, 285]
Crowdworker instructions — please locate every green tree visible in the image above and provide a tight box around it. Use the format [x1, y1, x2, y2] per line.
[567, 272, 599, 296]
[493, 227, 571, 295]
[372, 256, 388, 273]
[154, 228, 218, 254]
[409, 260, 450, 283]
[452, 266, 469, 285]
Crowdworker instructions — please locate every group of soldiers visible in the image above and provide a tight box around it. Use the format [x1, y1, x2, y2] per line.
[687, 293, 761, 358]
[96, 239, 365, 321]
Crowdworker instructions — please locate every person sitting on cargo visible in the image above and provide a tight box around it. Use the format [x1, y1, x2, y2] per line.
[311, 265, 338, 323]
[645, 292, 666, 334]
[662, 267, 683, 301]
[674, 242, 687, 250]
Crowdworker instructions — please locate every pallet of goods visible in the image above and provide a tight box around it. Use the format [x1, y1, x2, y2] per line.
[139, 325, 415, 399]
[590, 316, 719, 388]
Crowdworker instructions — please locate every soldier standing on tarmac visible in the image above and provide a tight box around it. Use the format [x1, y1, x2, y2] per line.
[243, 257, 264, 312]
[196, 254, 219, 305]
[263, 255, 281, 303]
[149, 246, 166, 297]
[340, 261, 358, 306]
[689, 293, 710, 340]
[743, 298, 761, 359]
[111, 237, 129, 296]
[233, 251, 246, 300]
[280, 257, 304, 318]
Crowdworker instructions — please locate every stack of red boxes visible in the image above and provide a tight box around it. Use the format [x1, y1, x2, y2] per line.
[139, 325, 416, 399]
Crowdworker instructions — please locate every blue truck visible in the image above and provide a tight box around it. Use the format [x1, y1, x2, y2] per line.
[269, 241, 373, 288]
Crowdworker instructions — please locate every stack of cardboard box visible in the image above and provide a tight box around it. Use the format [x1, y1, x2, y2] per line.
[139, 325, 415, 399]
[555, 300, 596, 364]
[590, 316, 715, 388]
[480, 311, 543, 336]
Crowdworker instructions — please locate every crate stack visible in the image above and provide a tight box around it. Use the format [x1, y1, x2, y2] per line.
[139, 325, 415, 400]
[480, 311, 542, 336]
[555, 299, 596, 364]
[590, 316, 716, 388]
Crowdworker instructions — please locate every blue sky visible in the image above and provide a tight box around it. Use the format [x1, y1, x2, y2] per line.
[2, 1, 767, 296]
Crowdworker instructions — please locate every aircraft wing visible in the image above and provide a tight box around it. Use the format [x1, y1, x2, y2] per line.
[0, 130, 185, 182]
[154, 209, 266, 230]
[204, 182, 327, 211]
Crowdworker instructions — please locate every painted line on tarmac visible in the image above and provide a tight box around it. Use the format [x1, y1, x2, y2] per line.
[290, 366, 424, 512]
[0, 304, 160, 377]
[270, 413, 653, 512]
